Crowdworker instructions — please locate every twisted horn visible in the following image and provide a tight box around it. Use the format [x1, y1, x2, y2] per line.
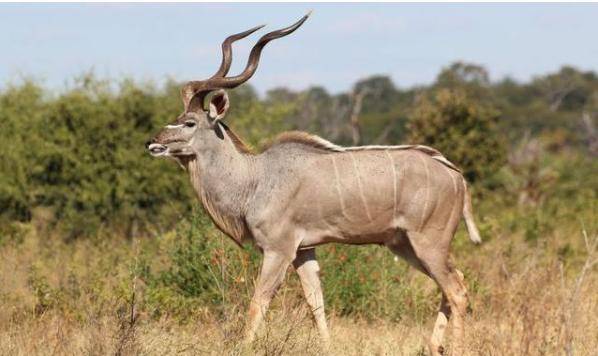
[182, 13, 310, 112]
[210, 13, 310, 88]
[180, 25, 263, 110]
[211, 24, 265, 79]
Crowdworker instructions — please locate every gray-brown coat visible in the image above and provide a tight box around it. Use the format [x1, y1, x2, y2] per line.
[147, 14, 481, 355]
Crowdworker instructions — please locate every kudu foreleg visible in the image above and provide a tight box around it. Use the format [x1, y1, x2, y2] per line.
[244, 251, 292, 343]
[293, 248, 330, 343]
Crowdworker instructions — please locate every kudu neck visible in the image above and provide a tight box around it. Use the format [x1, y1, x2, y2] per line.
[183, 131, 257, 244]
[186, 144, 255, 191]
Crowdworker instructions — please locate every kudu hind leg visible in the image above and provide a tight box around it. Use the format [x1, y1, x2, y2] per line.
[244, 251, 292, 343]
[293, 248, 330, 343]
[448, 267, 469, 352]
[406, 231, 469, 355]
[386, 233, 451, 355]
[430, 294, 451, 355]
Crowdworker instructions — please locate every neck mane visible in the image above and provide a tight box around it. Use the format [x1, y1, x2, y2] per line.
[220, 122, 254, 155]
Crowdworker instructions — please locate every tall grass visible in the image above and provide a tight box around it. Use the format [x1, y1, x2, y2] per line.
[1, 150, 596, 355]
[0, 217, 595, 355]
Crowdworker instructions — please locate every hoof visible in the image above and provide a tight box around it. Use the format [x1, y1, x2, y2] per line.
[427, 343, 445, 356]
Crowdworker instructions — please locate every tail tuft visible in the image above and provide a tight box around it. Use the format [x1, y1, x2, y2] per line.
[462, 179, 482, 244]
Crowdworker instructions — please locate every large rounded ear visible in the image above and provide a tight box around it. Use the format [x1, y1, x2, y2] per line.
[208, 89, 230, 123]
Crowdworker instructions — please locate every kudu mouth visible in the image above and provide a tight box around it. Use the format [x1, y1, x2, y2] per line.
[147, 139, 194, 157]
[148, 143, 168, 156]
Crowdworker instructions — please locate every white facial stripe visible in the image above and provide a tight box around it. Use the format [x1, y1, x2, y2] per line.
[165, 124, 184, 129]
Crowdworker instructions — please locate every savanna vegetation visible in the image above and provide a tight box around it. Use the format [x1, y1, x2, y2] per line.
[0, 62, 596, 355]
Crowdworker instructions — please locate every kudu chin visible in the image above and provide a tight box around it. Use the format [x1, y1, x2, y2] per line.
[147, 13, 481, 355]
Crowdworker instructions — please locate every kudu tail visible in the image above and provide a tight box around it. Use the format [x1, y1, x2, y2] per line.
[462, 179, 482, 244]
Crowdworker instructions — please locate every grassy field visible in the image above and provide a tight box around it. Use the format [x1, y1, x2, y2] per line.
[1, 45, 597, 355]
[0, 152, 596, 356]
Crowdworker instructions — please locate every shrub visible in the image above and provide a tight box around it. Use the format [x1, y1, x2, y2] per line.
[407, 88, 506, 184]
[143, 212, 261, 319]
[318, 244, 436, 322]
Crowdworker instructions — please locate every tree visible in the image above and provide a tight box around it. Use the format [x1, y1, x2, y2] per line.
[437, 62, 490, 87]
[354, 75, 398, 113]
[407, 88, 505, 184]
[0, 81, 45, 223]
[531, 66, 593, 112]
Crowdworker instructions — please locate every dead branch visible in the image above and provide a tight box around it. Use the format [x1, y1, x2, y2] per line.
[349, 88, 369, 145]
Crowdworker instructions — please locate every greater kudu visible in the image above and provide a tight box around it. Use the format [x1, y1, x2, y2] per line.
[146, 13, 481, 355]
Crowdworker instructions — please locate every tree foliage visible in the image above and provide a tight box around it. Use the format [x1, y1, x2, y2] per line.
[0, 77, 293, 238]
[1, 62, 596, 237]
[407, 88, 505, 183]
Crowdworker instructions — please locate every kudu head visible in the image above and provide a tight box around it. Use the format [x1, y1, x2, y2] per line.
[146, 14, 310, 159]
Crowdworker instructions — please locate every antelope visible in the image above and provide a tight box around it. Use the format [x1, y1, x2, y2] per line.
[146, 13, 481, 355]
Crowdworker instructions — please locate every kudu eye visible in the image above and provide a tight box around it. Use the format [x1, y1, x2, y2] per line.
[184, 120, 196, 128]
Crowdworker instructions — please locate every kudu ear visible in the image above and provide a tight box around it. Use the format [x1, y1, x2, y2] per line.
[208, 89, 230, 124]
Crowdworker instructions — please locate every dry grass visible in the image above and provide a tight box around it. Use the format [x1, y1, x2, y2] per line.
[1, 221, 596, 356]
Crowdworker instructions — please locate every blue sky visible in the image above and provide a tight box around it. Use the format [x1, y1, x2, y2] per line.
[1, 3, 597, 95]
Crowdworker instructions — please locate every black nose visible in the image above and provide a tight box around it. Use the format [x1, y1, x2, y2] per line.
[145, 140, 152, 149]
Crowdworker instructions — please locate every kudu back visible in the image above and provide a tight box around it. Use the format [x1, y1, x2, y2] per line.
[147, 13, 481, 355]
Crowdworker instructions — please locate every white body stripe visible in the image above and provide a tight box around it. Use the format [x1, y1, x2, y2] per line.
[447, 165, 458, 194]
[331, 155, 349, 220]
[349, 152, 373, 222]
[384, 149, 398, 220]
[416, 152, 430, 231]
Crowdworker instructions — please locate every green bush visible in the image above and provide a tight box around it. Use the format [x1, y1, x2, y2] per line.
[318, 244, 436, 322]
[143, 212, 261, 319]
[407, 88, 506, 184]
[0, 81, 45, 222]
[0, 78, 298, 238]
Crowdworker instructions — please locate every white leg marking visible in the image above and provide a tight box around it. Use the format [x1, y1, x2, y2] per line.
[331, 155, 349, 219]
[349, 152, 373, 222]
[385, 149, 398, 220]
